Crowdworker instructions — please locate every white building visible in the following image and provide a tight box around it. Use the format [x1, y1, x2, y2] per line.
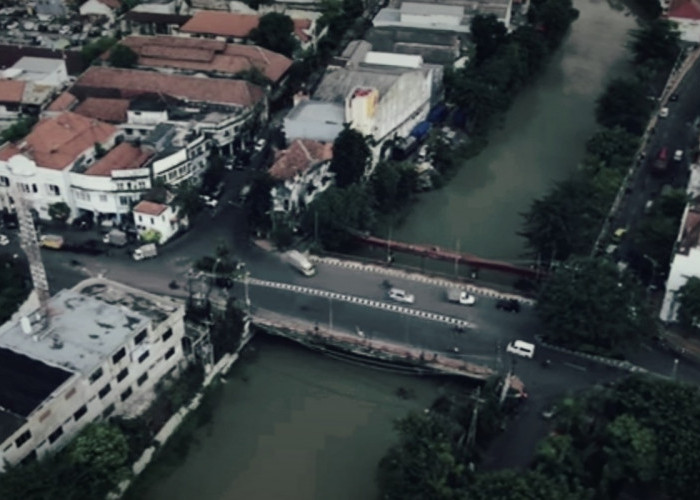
[269, 139, 334, 214]
[133, 200, 181, 243]
[79, 0, 122, 22]
[5, 57, 70, 88]
[313, 42, 441, 146]
[660, 164, 700, 322]
[666, 0, 700, 43]
[0, 277, 186, 470]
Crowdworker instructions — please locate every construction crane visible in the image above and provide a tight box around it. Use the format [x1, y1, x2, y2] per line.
[7, 160, 50, 327]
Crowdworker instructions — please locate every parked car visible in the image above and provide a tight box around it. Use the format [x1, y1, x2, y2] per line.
[446, 288, 476, 305]
[496, 299, 521, 313]
[0, 234, 9, 246]
[506, 340, 535, 358]
[659, 106, 669, 118]
[674, 149, 683, 162]
[388, 287, 415, 304]
[254, 138, 266, 152]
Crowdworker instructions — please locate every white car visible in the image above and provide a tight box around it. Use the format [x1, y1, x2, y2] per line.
[388, 287, 415, 304]
[457, 291, 476, 305]
[0, 234, 9, 246]
[674, 149, 683, 162]
[254, 139, 266, 152]
[199, 195, 218, 209]
[659, 107, 669, 118]
[506, 340, 535, 359]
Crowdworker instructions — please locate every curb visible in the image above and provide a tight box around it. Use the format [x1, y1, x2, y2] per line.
[309, 255, 536, 306]
[534, 335, 648, 374]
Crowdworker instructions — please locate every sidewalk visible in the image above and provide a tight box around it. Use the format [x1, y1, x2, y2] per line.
[662, 327, 700, 363]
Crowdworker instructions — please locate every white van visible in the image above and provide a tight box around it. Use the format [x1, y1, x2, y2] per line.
[506, 340, 535, 359]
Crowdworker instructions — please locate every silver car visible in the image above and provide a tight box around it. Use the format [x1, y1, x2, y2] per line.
[388, 288, 415, 304]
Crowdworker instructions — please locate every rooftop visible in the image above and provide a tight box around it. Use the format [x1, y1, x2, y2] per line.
[133, 200, 168, 216]
[668, 0, 700, 20]
[119, 35, 292, 83]
[74, 97, 131, 124]
[0, 79, 25, 103]
[285, 99, 345, 123]
[269, 139, 333, 181]
[0, 45, 86, 76]
[0, 112, 117, 170]
[73, 67, 265, 108]
[124, 11, 191, 25]
[46, 91, 78, 112]
[180, 11, 312, 42]
[83, 142, 153, 176]
[313, 65, 407, 104]
[10, 56, 65, 82]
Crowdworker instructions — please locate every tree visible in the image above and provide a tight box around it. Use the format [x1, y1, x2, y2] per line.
[68, 423, 130, 497]
[602, 414, 657, 489]
[48, 202, 71, 224]
[528, 0, 579, 48]
[0, 254, 31, 324]
[471, 14, 507, 65]
[629, 0, 662, 19]
[469, 469, 584, 500]
[249, 13, 298, 57]
[595, 78, 653, 135]
[370, 161, 416, 213]
[81, 37, 117, 65]
[536, 257, 655, 353]
[1, 116, 37, 144]
[329, 128, 371, 188]
[247, 172, 275, 232]
[302, 185, 375, 251]
[108, 44, 139, 68]
[377, 412, 469, 500]
[172, 181, 203, 219]
[210, 299, 245, 360]
[584, 127, 639, 171]
[629, 19, 680, 69]
[342, 0, 364, 17]
[676, 277, 700, 332]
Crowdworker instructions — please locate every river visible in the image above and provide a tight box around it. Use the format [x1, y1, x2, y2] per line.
[136, 1, 637, 498]
[393, 0, 637, 261]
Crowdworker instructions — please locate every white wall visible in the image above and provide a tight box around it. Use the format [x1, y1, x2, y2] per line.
[671, 17, 700, 43]
[134, 205, 179, 243]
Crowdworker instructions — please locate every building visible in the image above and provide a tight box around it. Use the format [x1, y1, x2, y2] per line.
[34, 0, 69, 18]
[269, 139, 333, 215]
[131, 0, 187, 15]
[4, 57, 70, 87]
[660, 164, 700, 322]
[373, 0, 513, 34]
[179, 10, 316, 48]
[140, 122, 209, 186]
[0, 112, 121, 221]
[364, 26, 462, 65]
[283, 99, 345, 143]
[122, 11, 191, 35]
[312, 41, 441, 146]
[666, 0, 700, 43]
[0, 277, 186, 470]
[79, 0, 122, 22]
[133, 199, 181, 243]
[0, 45, 86, 77]
[118, 35, 293, 84]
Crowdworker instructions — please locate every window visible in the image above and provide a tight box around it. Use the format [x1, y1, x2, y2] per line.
[32, 184, 37, 193]
[89, 367, 103, 384]
[137, 372, 148, 386]
[165, 347, 175, 360]
[73, 405, 87, 421]
[47, 184, 60, 196]
[112, 347, 126, 364]
[138, 350, 149, 364]
[162, 329, 173, 342]
[48, 427, 63, 444]
[119, 196, 130, 206]
[0, 176, 9, 187]
[134, 330, 147, 345]
[98, 383, 111, 399]
[120, 387, 132, 401]
[15, 430, 31, 448]
[138, 181, 146, 189]
[99, 194, 107, 202]
[117, 182, 124, 190]
[103, 404, 115, 418]
[116, 368, 128, 382]
[150, 217, 154, 224]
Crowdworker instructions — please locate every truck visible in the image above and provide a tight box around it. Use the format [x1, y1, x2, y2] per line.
[103, 229, 127, 247]
[286, 250, 316, 277]
[39, 234, 64, 249]
[446, 288, 476, 306]
[133, 243, 157, 261]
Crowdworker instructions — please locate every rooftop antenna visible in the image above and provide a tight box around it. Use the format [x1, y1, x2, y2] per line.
[7, 159, 50, 329]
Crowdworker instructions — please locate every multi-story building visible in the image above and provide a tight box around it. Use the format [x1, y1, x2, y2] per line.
[133, 200, 182, 243]
[0, 277, 186, 470]
[665, 0, 700, 42]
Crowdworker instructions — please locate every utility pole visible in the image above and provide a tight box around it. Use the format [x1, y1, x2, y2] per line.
[314, 210, 319, 247]
[466, 387, 485, 449]
[454, 238, 460, 277]
[672, 358, 679, 380]
[328, 296, 333, 331]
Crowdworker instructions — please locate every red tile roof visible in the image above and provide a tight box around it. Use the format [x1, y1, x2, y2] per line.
[133, 200, 168, 216]
[46, 91, 78, 111]
[98, 0, 122, 8]
[181, 11, 260, 38]
[120, 35, 292, 82]
[0, 79, 26, 103]
[180, 11, 312, 43]
[269, 139, 333, 181]
[73, 67, 265, 107]
[0, 112, 117, 170]
[668, 0, 700, 19]
[85, 142, 152, 176]
[74, 97, 130, 123]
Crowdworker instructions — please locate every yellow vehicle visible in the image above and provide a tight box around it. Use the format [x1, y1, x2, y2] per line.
[612, 228, 627, 243]
[39, 234, 64, 249]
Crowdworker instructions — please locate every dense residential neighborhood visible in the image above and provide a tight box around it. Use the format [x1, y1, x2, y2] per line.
[1, 0, 700, 498]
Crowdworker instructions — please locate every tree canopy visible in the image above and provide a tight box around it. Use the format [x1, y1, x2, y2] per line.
[329, 128, 371, 188]
[595, 78, 653, 136]
[677, 277, 700, 333]
[249, 13, 298, 57]
[108, 44, 139, 68]
[536, 256, 655, 353]
[470, 14, 508, 65]
[629, 19, 680, 71]
[0, 253, 31, 324]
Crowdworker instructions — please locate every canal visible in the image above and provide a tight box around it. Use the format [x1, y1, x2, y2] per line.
[136, 1, 638, 498]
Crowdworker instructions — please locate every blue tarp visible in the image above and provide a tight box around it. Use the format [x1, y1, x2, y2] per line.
[427, 103, 448, 123]
[410, 121, 431, 139]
